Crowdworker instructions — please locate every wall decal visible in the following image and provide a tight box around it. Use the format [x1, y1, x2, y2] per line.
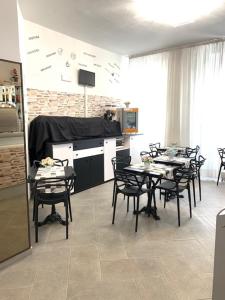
[40, 65, 52, 72]
[83, 52, 96, 58]
[57, 48, 63, 55]
[114, 78, 120, 84]
[28, 35, 40, 40]
[79, 63, 87, 68]
[104, 68, 111, 74]
[109, 79, 113, 83]
[71, 52, 76, 60]
[66, 61, 71, 67]
[94, 63, 102, 68]
[27, 49, 40, 55]
[108, 63, 115, 69]
[113, 63, 120, 70]
[46, 52, 56, 58]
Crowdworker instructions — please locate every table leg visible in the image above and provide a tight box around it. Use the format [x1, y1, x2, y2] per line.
[38, 204, 66, 226]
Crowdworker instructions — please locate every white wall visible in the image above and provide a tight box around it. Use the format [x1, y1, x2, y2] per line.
[0, 0, 21, 62]
[24, 21, 129, 99]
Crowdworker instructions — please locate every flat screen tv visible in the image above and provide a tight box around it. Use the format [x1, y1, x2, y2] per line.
[78, 69, 95, 87]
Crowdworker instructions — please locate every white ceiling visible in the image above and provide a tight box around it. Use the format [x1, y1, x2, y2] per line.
[18, 0, 225, 56]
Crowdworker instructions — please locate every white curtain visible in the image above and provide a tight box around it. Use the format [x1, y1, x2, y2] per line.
[128, 52, 169, 156]
[129, 41, 225, 180]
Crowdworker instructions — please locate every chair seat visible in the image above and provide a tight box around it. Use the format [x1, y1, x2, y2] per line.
[157, 180, 186, 192]
[118, 185, 147, 196]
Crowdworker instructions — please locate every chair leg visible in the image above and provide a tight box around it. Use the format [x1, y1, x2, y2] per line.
[176, 193, 180, 227]
[65, 202, 69, 239]
[198, 171, 202, 201]
[217, 164, 222, 186]
[188, 184, 192, 218]
[34, 201, 39, 243]
[192, 178, 196, 207]
[135, 196, 140, 232]
[164, 191, 167, 208]
[112, 181, 116, 207]
[68, 197, 73, 222]
[127, 196, 130, 213]
[133, 196, 136, 212]
[112, 191, 118, 224]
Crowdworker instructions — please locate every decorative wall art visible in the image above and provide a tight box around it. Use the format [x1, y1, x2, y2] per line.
[27, 49, 40, 55]
[25, 20, 127, 98]
[40, 65, 52, 72]
[83, 52, 96, 58]
[28, 35, 40, 40]
[46, 52, 56, 58]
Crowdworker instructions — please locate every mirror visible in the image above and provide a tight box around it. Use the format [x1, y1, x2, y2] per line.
[0, 59, 30, 264]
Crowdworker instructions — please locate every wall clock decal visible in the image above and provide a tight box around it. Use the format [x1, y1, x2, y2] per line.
[57, 48, 63, 55]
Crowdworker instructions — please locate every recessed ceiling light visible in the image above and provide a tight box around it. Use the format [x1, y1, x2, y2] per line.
[133, 0, 225, 27]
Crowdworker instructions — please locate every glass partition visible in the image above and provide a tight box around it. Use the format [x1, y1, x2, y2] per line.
[0, 59, 30, 263]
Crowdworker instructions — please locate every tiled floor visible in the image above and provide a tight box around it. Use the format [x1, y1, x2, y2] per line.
[0, 180, 224, 299]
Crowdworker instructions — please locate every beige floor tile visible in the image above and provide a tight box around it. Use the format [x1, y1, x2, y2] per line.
[0, 287, 32, 300]
[69, 258, 101, 282]
[29, 281, 68, 300]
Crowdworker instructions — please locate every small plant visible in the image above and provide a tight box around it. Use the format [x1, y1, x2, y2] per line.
[142, 155, 153, 164]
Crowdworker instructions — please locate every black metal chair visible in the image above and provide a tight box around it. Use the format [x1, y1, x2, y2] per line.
[111, 156, 131, 207]
[149, 143, 161, 158]
[112, 169, 149, 232]
[156, 167, 193, 226]
[217, 148, 225, 186]
[183, 145, 200, 160]
[33, 175, 75, 242]
[32, 158, 73, 222]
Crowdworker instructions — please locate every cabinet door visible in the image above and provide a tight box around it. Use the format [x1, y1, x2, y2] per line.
[104, 138, 116, 181]
[130, 135, 145, 164]
[73, 157, 91, 193]
[52, 143, 73, 167]
[90, 154, 104, 187]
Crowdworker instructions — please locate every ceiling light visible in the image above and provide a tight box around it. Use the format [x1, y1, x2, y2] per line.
[133, 0, 225, 27]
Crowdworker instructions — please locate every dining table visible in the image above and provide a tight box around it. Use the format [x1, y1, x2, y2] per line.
[124, 162, 177, 220]
[28, 165, 76, 226]
[153, 155, 191, 167]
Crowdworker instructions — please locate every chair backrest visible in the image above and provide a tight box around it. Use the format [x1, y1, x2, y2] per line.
[149, 143, 161, 158]
[173, 167, 193, 185]
[34, 177, 70, 196]
[184, 145, 200, 160]
[111, 156, 131, 173]
[218, 148, 225, 161]
[114, 169, 146, 190]
[53, 158, 69, 166]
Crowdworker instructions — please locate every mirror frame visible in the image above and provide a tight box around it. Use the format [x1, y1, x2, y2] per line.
[0, 58, 31, 264]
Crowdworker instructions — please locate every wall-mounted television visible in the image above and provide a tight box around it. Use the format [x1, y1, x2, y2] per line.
[78, 69, 95, 87]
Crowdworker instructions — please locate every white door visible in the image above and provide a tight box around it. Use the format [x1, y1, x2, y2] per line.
[104, 138, 116, 181]
[52, 143, 73, 167]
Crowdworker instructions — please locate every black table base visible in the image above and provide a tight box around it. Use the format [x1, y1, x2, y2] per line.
[38, 205, 66, 226]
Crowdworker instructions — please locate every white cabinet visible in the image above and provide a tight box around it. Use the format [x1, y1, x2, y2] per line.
[52, 143, 73, 167]
[104, 138, 116, 181]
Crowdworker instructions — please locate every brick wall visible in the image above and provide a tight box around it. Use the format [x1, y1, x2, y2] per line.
[27, 89, 123, 121]
[0, 146, 26, 189]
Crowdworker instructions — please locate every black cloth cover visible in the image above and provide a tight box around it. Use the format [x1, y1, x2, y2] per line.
[29, 115, 122, 164]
